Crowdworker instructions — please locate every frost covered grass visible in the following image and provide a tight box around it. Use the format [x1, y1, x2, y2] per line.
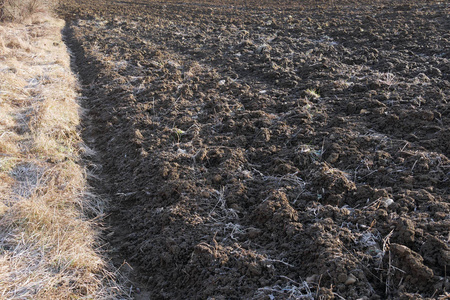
[0, 13, 127, 300]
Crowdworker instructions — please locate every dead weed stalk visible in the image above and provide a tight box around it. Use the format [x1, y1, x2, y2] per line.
[0, 0, 57, 22]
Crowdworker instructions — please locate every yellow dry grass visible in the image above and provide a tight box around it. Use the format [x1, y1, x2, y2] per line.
[0, 14, 127, 300]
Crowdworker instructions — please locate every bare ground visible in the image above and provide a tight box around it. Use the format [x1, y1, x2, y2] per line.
[60, 0, 449, 298]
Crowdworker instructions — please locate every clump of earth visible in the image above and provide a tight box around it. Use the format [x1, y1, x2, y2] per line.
[61, 0, 449, 298]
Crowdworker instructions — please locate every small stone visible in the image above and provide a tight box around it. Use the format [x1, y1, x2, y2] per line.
[306, 274, 318, 283]
[240, 170, 252, 179]
[360, 109, 369, 114]
[177, 148, 187, 155]
[382, 198, 394, 208]
[392, 244, 409, 255]
[345, 274, 357, 285]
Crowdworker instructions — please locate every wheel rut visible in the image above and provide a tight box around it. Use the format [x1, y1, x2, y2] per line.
[63, 22, 152, 299]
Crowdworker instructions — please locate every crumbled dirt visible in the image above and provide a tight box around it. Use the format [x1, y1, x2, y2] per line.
[60, 0, 449, 298]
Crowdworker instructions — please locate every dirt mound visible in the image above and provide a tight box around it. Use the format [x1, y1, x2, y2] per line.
[62, 0, 450, 298]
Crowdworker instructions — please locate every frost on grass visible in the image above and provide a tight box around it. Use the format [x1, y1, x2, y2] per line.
[0, 15, 127, 300]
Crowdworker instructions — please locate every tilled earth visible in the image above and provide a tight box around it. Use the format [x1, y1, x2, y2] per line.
[60, 0, 449, 298]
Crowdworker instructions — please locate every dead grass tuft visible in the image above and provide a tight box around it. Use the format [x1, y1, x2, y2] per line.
[0, 13, 127, 300]
[0, 0, 58, 23]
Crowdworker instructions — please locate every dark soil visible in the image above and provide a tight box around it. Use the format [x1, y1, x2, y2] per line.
[60, 0, 449, 298]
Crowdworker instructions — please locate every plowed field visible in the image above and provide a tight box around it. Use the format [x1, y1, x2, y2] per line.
[60, 0, 449, 298]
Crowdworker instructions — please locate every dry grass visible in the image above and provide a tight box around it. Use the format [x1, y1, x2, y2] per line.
[0, 0, 58, 23]
[0, 14, 126, 300]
